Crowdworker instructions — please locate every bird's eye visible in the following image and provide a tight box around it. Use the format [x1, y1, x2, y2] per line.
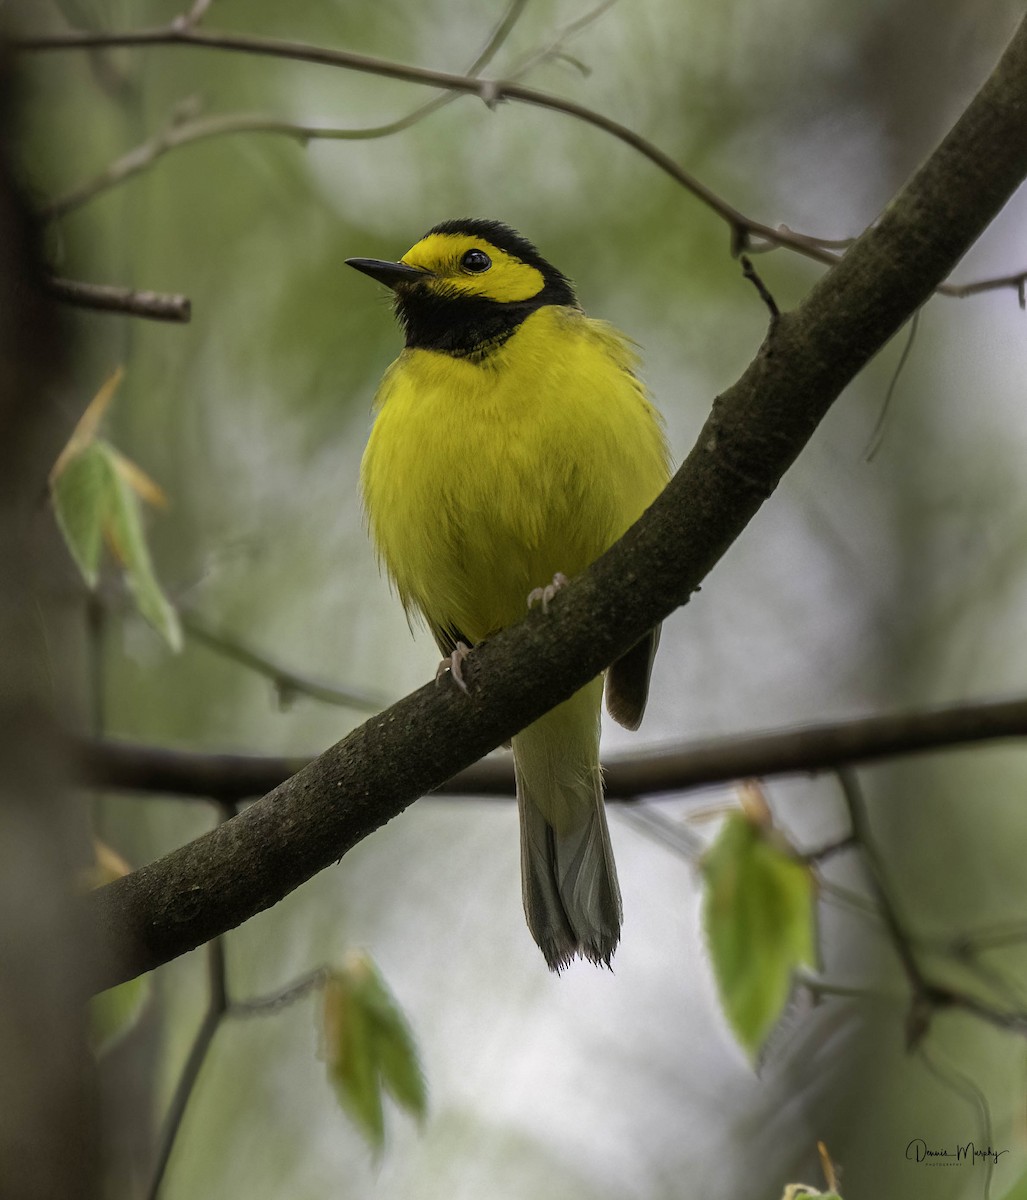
[461, 248, 492, 273]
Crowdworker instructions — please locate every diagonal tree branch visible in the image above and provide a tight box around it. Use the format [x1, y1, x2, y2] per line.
[83, 15, 1027, 992]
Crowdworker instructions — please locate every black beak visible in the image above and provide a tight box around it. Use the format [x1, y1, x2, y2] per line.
[345, 258, 431, 289]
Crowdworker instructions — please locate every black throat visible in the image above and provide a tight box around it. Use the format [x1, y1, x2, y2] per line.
[394, 290, 551, 359]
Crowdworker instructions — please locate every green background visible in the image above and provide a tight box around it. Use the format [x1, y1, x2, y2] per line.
[18, 1, 1027, 1197]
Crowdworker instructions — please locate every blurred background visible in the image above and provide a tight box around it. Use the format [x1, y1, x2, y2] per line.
[13, 0, 1027, 1196]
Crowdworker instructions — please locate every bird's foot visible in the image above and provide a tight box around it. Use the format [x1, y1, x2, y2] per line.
[435, 641, 472, 694]
[527, 572, 569, 614]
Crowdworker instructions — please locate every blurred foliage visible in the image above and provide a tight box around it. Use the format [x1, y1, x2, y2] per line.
[321, 952, 428, 1154]
[14, 0, 1027, 1197]
[51, 366, 182, 650]
[702, 807, 817, 1060]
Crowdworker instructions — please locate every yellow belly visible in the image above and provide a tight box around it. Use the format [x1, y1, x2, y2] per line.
[360, 305, 670, 647]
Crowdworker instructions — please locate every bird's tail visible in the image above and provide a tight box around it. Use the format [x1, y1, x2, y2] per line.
[513, 677, 622, 971]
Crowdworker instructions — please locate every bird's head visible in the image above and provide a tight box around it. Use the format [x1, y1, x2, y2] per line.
[346, 219, 577, 358]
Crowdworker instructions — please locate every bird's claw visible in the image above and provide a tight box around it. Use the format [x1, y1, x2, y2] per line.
[527, 572, 569, 614]
[436, 641, 471, 693]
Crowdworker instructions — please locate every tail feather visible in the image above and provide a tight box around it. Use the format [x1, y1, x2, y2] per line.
[514, 679, 622, 970]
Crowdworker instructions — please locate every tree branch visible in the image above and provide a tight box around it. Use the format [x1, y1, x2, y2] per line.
[837, 771, 1027, 1044]
[80, 15, 1027, 991]
[21, 17, 1027, 300]
[47, 277, 191, 323]
[36, 0, 593, 223]
[2, 20, 891, 273]
[181, 612, 389, 713]
[79, 692, 1027, 803]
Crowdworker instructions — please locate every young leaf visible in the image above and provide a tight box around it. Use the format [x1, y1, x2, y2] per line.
[50, 364, 124, 482]
[320, 953, 427, 1155]
[49, 370, 182, 651]
[702, 811, 817, 1060]
[323, 971, 385, 1150]
[360, 964, 428, 1120]
[50, 442, 115, 587]
[101, 440, 182, 651]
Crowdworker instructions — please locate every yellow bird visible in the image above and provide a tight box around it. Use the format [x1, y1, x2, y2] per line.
[349, 219, 670, 970]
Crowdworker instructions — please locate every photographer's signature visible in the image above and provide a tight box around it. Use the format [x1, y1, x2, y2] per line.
[906, 1139, 1010, 1167]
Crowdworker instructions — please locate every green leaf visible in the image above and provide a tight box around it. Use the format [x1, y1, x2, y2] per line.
[98, 439, 182, 651]
[50, 377, 182, 653]
[321, 953, 427, 1154]
[360, 966, 428, 1119]
[51, 442, 115, 587]
[702, 812, 817, 1059]
[324, 972, 384, 1150]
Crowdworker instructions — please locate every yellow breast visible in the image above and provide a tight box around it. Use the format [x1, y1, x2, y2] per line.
[360, 306, 670, 646]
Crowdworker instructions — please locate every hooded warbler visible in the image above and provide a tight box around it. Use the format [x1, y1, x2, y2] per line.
[349, 219, 670, 970]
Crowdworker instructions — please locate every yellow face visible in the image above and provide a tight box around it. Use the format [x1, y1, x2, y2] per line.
[400, 232, 546, 304]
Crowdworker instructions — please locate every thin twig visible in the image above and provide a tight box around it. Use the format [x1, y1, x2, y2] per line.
[182, 612, 388, 713]
[503, 0, 617, 78]
[817, 878, 882, 920]
[145, 936, 227, 1200]
[11, 22, 837, 268]
[21, 15, 1026, 300]
[146, 799, 236, 1199]
[42, 0, 534, 222]
[615, 803, 705, 860]
[795, 969, 901, 1005]
[837, 770, 1027, 1042]
[740, 254, 780, 322]
[942, 268, 1027, 305]
[801, 833, 857, 863]
[950, 921, 1027, 953]
[177, 0, 214, 30]
[916, 1044, 999, 1200]
[47, 277, 191, 323]
[864, 308, 922, 461]
[837, 768, 941, 1045]
[471, 0, 532, 74]
[229, 966, 329, 1016]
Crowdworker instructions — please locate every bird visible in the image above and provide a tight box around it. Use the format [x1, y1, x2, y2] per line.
[349, 219, 670, 970]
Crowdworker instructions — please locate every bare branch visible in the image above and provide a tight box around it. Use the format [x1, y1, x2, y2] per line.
[145, 938, 226, 1200]
[78, 693, 1027, 803]
[176, 0, 215, 30]
[835, 769, 938, 1045]
[182, 612, 389, 713]
[863, 308, 922, 461]
[837, 770, 1027, 1043]
[943, 268, 1027, 305]
[12, 22, 838, 269]
[47, 277, 191, 323]
[22, 20, 1027, 301]
[40, 0, 542, 222]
